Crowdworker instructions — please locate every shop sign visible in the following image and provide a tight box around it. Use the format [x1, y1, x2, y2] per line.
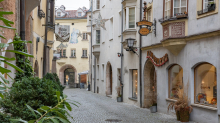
[147, 51, 169, 67]
[136, 20, 153, 36]
[55, 25, 70, 42]
[139, 28, 150, 36]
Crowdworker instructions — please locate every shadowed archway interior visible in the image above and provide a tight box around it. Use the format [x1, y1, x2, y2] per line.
[59, 64, 77, 85]
[106, 62, 113, 95]
[143, 60, 157, 108]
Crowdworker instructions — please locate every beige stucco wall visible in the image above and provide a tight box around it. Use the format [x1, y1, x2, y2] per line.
[32, 0, 54, 78]
[54, 19, 89, 84]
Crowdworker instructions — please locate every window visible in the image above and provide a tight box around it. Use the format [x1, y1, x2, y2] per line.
[96, 0, 100, 9]
[78, 12, 82, 17]
[83, 33, 87, 40]
[194, 63, 217, 107]
[163, 0, 188, 18]
[71, 49, 76, 57]
[129, 8, 135, 28]
[148, 10, 152, 21]
[96, 30, 100, 44]
[173, 0, 187, 16]
[204, 0, 214, 10]
[168, 65, 183, 99]
[57, 12, 61, 17]
[97, 65, 99, 79]
[132, 70, 138, 99]
[165, 0, 171, 17]
[82, 50, 87, 57]
[48, 0, 54, 25]
[63, 49, 66, 56]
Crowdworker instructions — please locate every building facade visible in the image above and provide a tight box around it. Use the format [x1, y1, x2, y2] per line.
[88, 0, 141, 106]
[32, 0, 55, 78]
[141, 0, 220, 123]
[54, 5, 89, 88]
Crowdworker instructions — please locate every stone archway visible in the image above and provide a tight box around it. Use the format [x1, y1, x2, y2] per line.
[106, 62, 113, 95]
[59, 64, 77, 86]
[143, 60, 157, 108]
[34, 60, 39, 77]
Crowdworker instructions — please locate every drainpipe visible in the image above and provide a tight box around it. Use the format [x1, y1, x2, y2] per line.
[90, 0, 95, 93]
[20, 0, 25, 70]
[120, 0, 124, 102]
[94, 56, 96, 93]
[43, 0, 49, 76]
[139, 0, 143, 108]
[90, 0, 93, 92]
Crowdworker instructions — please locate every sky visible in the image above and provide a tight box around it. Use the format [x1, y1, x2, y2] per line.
[55, 0, 90, 10]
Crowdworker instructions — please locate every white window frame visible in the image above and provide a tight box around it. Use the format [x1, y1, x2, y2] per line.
[57, 12, 61, 17]
[124, 7, 136, 30]
[78, 12, 82, 17]
[83, 33, 87, 40]
[203, 0, 215, 10]
[173, 0, 187, 16]
[82, 49, 87, 57]
[102, 64, 104, 80]
[97, 65, 99, 80]
[71, 49, 76, 57]
[165, 0, 171, 17]
[109, 17, 113, 40]
[148, 10, 152, 22]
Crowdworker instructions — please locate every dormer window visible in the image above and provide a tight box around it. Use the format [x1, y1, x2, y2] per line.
[57, 12, 61, 17]
[78, 12, 82, 17]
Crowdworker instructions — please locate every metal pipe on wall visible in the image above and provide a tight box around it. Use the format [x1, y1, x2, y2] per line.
[120, 0, 124, 102]
[90, 0, 93, 92]
[139, 0, 143, 108]
[43, 0, 49, 76]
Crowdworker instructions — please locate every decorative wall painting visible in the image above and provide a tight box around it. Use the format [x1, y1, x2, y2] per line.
[70, 28, 79, 44]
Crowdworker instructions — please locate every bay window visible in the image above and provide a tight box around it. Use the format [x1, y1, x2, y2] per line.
[168, 65, 183, 99]
[129, 8, 135, 28]
[194, 63, 217, 107]
[96, 30, 100, 44]
[163, 0, 188, 18]
[148, 10, 152, 22]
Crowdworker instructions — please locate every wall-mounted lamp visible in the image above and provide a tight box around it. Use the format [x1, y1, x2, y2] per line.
[125, 38, 138, 55]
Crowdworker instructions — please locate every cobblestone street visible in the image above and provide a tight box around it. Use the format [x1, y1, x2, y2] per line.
[64, 89, 195, 123]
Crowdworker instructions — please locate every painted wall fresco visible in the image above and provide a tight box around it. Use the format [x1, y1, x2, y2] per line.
[70, 28, 79, 44]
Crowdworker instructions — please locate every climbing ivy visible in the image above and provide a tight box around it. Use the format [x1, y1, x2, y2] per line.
[14, 34, 34, 82]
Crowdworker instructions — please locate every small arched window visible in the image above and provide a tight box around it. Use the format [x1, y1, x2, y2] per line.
[194, 63, 217, 107]
[168, 64, 183, 99]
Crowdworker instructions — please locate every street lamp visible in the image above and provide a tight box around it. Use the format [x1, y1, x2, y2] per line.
[126, 38, 135, 48]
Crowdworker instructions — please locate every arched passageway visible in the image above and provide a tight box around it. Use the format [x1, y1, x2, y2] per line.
[59, 64, 77, 86]
[106, 62, 113, 95]
[143, 60, 157, 108]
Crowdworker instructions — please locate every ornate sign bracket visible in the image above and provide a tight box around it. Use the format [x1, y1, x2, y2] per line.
[147, 51, 169, 67]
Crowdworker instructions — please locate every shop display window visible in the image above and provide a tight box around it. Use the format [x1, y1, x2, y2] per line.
[168, 65, 183, 99]
[194, 63, 217, 107]
[132, 70, 138, 99]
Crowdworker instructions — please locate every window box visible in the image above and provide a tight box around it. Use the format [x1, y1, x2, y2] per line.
[197, 3, 216, 15]
[81, 56, 88, 58]
[69, 56, 76, 58]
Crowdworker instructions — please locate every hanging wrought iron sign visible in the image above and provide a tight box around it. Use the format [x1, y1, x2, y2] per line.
[147, 51, 169, 67]
[55, 25, 70, 42]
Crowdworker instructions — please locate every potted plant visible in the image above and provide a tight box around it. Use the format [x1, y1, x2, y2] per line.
[168, 82, 193, 122]
[115, 86, 122, 102]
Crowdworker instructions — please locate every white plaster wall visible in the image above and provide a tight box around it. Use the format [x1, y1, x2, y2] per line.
[90, 0, 140, 106]
[141, 36, 220, 123]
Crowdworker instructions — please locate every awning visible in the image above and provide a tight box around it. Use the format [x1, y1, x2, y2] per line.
[78, 71, 89, 75]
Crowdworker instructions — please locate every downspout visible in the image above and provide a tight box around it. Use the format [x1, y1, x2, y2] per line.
[90, 0, 95, 93]
[94, 56, 96, 93]
[120, 0, 124, 102]
[90, 0, 93, 92]
[139, 0, 143, 107]
[43, 0, 49, 76]
[20, 0, 25, 69]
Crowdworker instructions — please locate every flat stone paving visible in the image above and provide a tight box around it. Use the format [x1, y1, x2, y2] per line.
[64, 89, 195, 123]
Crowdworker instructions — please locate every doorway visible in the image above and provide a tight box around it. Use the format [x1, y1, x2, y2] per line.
[64, 68, 75, 85]
[106, 62, 113, 95]
[143, 60, 157, 108]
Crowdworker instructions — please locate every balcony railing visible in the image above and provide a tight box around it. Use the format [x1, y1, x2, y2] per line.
[38, 9, 45, 19]
[197, 4, 216, 15]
